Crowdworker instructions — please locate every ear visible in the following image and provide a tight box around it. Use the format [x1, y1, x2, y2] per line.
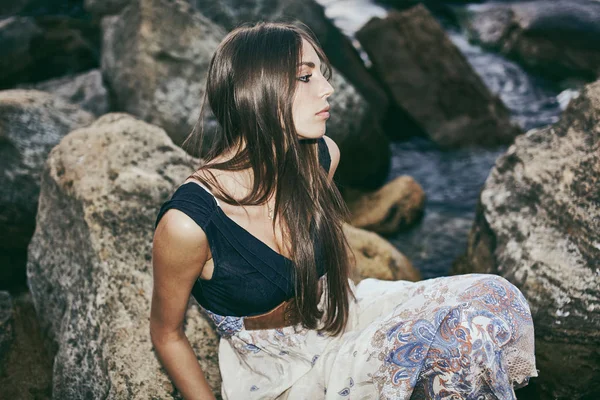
[322, 135, 340, 181]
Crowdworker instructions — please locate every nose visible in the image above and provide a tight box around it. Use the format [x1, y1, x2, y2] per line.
[321, 78, 334, 98]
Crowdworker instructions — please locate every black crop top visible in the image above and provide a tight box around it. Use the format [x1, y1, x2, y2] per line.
[154, 137, 332, 317]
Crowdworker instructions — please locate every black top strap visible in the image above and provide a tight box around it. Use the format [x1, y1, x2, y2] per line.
[154, 183, 216, 230]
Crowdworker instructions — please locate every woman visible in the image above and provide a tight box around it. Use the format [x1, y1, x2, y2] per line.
[150, 21, 538, 399]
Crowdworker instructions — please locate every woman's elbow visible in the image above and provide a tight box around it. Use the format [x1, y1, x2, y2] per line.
[149, 320, 184, 348]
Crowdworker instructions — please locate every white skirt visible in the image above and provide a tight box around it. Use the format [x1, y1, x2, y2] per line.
[215, 273, 538, 399]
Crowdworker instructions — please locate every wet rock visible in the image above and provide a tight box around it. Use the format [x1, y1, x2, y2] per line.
[27, 113, 221, 398]
[455, 79, 600, 398]
[17, 69, 110, 117]
[459, 0, 600, 82]
[0, 89, 95, 287]
[344, 223, 421, 284]
[356, 5, 521, 148]
[343, 175, 425, 235]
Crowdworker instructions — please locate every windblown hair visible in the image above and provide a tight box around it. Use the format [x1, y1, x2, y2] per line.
[182, 20, 355, 336]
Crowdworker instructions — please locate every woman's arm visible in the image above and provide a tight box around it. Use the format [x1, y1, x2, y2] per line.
[150, 209, 216, 400]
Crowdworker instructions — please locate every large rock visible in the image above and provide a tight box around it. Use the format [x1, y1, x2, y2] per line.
[0, 15, 100, 90]
[356, 5, 521, 148]
[17, 69, 110, 117]
[459, 0, 600, 82]
[344, 223, 421, 284]
[343, 175, 425, 235]
[101, 0, 225, 149]
[454, 79, 600, 398]
[101, 0, 390, 189]
[27, 113, 221, 398]
[0, 89, 95, 287]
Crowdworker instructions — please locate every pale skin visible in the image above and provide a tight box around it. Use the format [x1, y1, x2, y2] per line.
[150, 39, 339, 399]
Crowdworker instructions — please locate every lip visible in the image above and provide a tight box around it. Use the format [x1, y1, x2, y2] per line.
[316, 105, 330, 115]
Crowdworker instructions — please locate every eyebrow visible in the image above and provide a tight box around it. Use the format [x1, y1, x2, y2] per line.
[297, 61, 320, 69]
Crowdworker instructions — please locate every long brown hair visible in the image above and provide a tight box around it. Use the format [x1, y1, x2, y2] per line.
[182, 20, 355, 336]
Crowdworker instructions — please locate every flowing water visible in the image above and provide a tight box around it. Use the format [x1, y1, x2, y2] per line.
[316, 0, 567, 278]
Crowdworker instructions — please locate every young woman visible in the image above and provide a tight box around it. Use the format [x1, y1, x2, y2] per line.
[150, 21, 538, 400]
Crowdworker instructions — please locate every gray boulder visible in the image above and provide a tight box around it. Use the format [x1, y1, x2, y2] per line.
[356, 5, 521, 148]
[455, 79, 600, 398]
[101, 0, 225, 149]
[0, 89, 95, 286]
[27, 113, 221, 398]
[459, 0, 600, 82]
[17, 69, 110, 117]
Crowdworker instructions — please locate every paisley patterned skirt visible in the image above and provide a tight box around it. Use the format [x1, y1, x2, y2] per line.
[210, 274, 538, 399]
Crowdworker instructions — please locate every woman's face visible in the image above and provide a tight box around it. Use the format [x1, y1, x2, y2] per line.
[292, 38, 335, 140]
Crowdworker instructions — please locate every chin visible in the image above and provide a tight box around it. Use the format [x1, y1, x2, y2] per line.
[298, 132, 325, 140]
[303, 128, 327, 139]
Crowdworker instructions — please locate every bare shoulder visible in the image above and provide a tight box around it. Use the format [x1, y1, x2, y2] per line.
[322, 135, 340, 177]
[153, 209, 209, 280]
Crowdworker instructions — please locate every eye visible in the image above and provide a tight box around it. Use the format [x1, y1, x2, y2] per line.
[298, 74, 312, 83]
